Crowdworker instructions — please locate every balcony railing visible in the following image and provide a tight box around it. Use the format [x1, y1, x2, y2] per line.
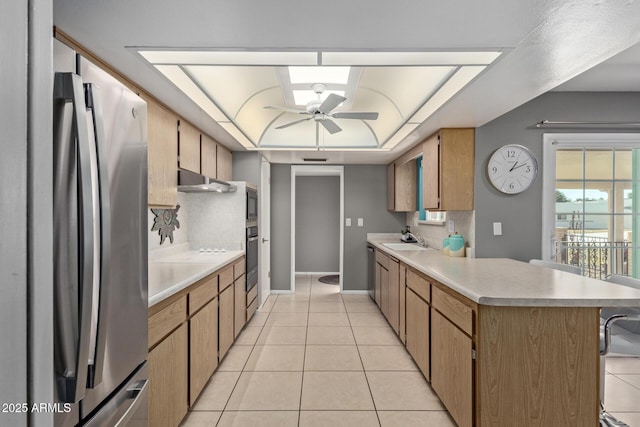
[554, 234, 630, 279]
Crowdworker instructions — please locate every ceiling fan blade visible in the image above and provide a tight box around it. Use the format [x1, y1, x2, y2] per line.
[320, 119, 342, 134]
[318, 93, 347, 113]
[331, 111, 379, 120]
[275, 117, 313, 130]
[265, 105, 309, 115]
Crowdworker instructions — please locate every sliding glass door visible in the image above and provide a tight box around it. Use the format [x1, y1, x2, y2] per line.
[542, 134, 640, 279]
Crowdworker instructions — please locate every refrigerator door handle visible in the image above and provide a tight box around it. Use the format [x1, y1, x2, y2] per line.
[84, 83, 111, 389]
[83, 377, 149, 427]
[53, 72, 96, 403]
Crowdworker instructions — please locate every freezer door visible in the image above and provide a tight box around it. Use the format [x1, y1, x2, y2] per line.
[77, 56, 149, 419]
[83, 362, 148, 427]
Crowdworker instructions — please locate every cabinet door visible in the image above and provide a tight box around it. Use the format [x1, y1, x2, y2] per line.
[148, 323, 188, 427]
[374, 263, 381, 307]
[178, 120, 200, 173]
[145, 97, 177, 207]
[218, 284, 234, 360]
[423, 133, 440, 210]
[216, 144, 233, 181]
[201, 134, 217, 178]
[405, 288, 429, 380]
[379, 264, 389, 319]
[189, 299, 218, 406]
[431, 309, 473, 427]
[234, 277, 246, 338]
[394, 161, 417, 212]
[387, 163, 395, 210]
[399, 264, 407, 344]
[387, 259, 400, 334]
[439, 128, 475, 210]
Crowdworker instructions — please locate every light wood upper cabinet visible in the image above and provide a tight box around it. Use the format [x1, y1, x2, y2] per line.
[178, 120, 201, 173]
[201, 134, 218, 178]
[387, 160, 417, 212]
[145, 96, 178, 207]
[217, 144, 233, 181]
[423, 128, 475, 211]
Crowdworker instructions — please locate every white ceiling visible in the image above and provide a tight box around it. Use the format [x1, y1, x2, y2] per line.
[53, 0, 640, 164]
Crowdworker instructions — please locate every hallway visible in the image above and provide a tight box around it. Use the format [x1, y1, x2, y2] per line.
[180, 273, 455, 426]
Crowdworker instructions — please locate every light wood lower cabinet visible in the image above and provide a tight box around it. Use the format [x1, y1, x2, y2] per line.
[234, 276, 246, 338]
[218, 282, 234, 360]
[431, 309, 473, 427]
[148, 323, 188, 427]
[376, 249, 400, 334]
[189, 298, 218, 406]
[405, 288, 430, 379]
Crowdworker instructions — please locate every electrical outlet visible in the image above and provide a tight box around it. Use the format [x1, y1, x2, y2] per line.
[447, 220, 455, 233]
[357, 218, 364, 227]
[346, 218, 352, 227]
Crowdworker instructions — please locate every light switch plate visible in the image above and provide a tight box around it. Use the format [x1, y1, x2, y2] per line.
[346, 218, 351, 227]
[357, 218, 364, 227]
[447, 220, 455, 233]
[493, 222, 503, 236]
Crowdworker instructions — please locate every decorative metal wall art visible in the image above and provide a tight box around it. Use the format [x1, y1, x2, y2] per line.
[151, 204, 180, 244]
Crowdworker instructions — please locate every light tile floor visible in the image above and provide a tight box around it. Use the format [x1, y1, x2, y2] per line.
[181, 273, 640, 427]
[182, 274, 453, 427]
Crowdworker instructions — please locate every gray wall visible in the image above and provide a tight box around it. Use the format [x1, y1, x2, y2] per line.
[475, 91, 640, 260]
[270, 164, 405, 291]
[295, 176, 340, 272]
[232, 151, 261, 185]
[271, 164, 292, 290]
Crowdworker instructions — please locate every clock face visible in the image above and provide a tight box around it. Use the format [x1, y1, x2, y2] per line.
[487, 145, 538, 194]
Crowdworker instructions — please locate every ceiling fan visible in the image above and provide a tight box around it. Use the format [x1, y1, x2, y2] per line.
[264, 83, 379, 135]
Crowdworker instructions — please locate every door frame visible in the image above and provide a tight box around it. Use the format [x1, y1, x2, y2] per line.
[542, 132, 640, 261]
[290, 165, 344, 292]
[258, 156, 271, 308]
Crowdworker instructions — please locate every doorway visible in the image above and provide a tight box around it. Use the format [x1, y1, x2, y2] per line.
[542, 133, 640, 278]
[290, 165, 344, 292]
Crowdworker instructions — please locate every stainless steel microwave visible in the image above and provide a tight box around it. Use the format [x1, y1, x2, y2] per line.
[246, 187, 258, 222]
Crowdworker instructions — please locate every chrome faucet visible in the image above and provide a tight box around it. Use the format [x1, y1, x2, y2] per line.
[406, 232, 426, 247]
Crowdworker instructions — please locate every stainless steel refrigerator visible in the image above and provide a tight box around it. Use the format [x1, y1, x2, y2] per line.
[53, 39, 149, 426]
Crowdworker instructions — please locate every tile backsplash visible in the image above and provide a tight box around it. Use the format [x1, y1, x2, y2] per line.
[406, 210, 475, 254]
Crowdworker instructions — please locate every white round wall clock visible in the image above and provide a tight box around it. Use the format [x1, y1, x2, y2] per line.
[487, 144, 538, 194]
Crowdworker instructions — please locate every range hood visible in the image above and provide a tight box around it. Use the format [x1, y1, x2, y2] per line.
[177, 169, 237, 193]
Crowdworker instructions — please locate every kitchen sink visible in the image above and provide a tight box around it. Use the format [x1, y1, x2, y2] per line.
[381, 242, 432, 251]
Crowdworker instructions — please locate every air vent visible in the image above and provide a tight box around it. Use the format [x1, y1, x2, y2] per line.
[302, 158, 328, 162]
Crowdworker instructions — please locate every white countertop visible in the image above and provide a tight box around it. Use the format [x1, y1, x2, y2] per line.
[148, 250, 244, 307]
[368, 237, 640, 307]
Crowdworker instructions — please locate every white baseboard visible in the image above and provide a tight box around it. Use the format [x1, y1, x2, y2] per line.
[270, 289, 293, 294]
[295, 271, 340, 276]
[340, 290, 369, 295]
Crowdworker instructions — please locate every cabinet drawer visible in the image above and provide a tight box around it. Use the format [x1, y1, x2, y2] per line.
[432, 286, 473, 336]
[406, 269, 430, 302]
[376, 250, 391, 269]
[189, 274, 218, 315]
[149, 296, 187, 349]
[234, 258, 245, 280]
[219, 265, 234, 291]
[247, 284, 257, 307]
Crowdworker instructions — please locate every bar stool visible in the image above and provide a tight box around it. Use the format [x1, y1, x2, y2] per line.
[600, 275, 640, 427]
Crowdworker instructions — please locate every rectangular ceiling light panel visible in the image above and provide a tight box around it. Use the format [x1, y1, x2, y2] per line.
[288, 66, 351, 84]
[140, 50, 318, 65]
[410, 66, 486, 123]
[156, 65, 229, 122]
[321, 51, 501, 66]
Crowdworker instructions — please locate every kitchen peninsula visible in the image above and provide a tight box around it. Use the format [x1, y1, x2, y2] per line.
[368, 236, 640, 427]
